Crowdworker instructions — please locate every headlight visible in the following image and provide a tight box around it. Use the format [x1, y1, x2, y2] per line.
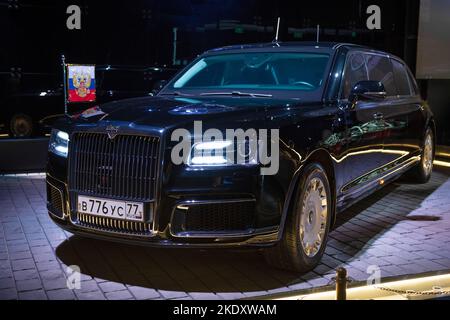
[188, 140, 257, 166]
[49, 129, 69, 157]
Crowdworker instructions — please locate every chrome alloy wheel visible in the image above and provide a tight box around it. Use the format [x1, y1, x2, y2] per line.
[422, 132, 433, 177]
[299, 177, 328, 258]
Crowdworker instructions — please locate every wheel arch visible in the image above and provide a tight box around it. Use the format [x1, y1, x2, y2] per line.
[277, 148, 338, 242]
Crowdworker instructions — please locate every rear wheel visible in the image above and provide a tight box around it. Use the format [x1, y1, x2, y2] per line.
[407, 128, 434, 183]
[9, 113, 34, 138]
[263, 163, 332, 272]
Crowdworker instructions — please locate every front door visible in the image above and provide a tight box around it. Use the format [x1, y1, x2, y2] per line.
[339, 52, 395, 198]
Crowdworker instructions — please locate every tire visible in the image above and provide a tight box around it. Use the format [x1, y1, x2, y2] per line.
[9, 113, 34, 138]
[263, 163, 333, 272]
[406, 128, 434, 184]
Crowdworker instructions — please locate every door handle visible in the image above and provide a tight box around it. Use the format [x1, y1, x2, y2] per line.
[373, 112, 384, 120]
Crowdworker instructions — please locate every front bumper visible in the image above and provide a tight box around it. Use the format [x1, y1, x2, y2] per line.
[48, 213, 278, 248]
[46, 173, 280, 248]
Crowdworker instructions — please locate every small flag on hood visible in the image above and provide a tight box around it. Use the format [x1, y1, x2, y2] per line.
[67, 65, 96, 103]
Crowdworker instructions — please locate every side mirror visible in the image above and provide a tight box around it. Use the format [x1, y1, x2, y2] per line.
[152, 79, 168, 95]
[349, 80, 387, 103]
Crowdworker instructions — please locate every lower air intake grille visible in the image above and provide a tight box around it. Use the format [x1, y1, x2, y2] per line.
[47, 182, 64, 218]
[75, 212, 153, 236]
[184, 201, 255, 232]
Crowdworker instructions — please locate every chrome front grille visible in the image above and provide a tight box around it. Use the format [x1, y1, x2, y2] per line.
[69, 132, 160, 201]
[76, 212, 153, 236]
[68, 132, 159, 236]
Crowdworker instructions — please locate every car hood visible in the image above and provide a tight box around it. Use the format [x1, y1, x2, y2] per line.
[72, 95, 315, 131]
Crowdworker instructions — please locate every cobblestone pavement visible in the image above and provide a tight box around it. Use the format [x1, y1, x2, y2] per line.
[1, 169, 450, 300]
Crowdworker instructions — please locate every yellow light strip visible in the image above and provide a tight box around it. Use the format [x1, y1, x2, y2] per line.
[436, 151, 450, 158]
[434, 160, 450, 168]
[274, 273, 450, 300]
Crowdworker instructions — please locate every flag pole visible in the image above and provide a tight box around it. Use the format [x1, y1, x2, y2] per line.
[61, 54, 68, 115]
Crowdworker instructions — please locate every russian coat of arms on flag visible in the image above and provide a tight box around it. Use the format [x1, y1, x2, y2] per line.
[67, 65, 96, 103]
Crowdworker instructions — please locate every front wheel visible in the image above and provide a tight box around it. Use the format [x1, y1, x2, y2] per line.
[263, 163, 333, 272]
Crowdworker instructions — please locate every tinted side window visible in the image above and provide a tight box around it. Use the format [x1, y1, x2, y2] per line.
[365, 54, 397, 96]
[342, 53, 368, 98]
[392, 59, 412, 96]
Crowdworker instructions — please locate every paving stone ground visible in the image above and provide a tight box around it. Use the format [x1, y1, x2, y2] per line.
[1, 169, 450, 300]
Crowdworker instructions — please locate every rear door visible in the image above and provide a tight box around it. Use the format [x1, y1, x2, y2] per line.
[381, 58, 425, 160]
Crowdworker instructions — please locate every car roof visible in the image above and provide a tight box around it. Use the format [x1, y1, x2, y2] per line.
[205, 42, 363, 53]
[203, 41, 401, 60]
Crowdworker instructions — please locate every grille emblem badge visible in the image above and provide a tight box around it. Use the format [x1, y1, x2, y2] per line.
[106, 125, 119, 139]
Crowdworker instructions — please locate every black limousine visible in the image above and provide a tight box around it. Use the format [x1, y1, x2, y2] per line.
[46, 42, 435, 272]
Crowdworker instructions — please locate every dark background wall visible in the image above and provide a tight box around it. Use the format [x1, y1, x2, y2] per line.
[426, 80, 450, 148]
[0, 0, 418, 71]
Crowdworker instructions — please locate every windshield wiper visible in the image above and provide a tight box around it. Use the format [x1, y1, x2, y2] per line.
[200, 91, 273, 98]
[159, 91, 194, 97]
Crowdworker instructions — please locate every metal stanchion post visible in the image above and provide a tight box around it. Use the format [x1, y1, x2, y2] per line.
[336, 267, 347, 300]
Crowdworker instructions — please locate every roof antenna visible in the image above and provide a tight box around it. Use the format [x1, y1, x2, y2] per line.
[316, 24, 320, 43]
[273, 17, 281, 43]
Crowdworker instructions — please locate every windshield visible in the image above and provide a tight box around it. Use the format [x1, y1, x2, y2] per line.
[163, 52, 330, 98]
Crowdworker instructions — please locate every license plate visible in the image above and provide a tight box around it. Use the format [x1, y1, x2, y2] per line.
[77, 195, 144, 222]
